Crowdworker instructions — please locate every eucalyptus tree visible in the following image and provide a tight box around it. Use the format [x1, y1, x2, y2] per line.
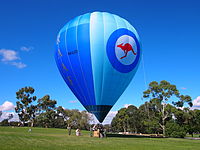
[138, 102, 161, 134]
[111, 105, 141, 133]
[111, 107, 128, 132]
[143, 80, 192, 136]
[57, 106, 91, 129]
[15, 87, 37, 126]
[36, 95, 57, 128]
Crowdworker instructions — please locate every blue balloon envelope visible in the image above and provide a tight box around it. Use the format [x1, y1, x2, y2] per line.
[55, 12, 141, 123]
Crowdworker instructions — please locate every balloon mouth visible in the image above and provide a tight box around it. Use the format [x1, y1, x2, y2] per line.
[84, 105, 112, 123]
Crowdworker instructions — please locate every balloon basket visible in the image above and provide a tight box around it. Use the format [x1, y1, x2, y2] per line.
[93, 131, 100, 137]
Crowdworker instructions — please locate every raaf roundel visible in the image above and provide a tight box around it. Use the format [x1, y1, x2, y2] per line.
[117, 43, 137, 59]
[55, 12, 141, 123]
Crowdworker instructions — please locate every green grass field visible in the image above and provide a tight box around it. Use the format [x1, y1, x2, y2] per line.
[0, 127, 200, 150]
[186, 134, 200, 138]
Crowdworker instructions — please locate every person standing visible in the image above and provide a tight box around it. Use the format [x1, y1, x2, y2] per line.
[67, 125, 71, 135]
[90, 126, 93, 137]
[103, 128, 107, 138]
[76, 128, 81, 136]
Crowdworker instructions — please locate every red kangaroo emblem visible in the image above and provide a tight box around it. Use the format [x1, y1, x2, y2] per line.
[117, 43, 136, 59]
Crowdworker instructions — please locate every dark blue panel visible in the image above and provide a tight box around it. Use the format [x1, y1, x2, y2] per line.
[55, 31, 87, 106]
[66, 24, 95, 106]
[85, 105, 112, 123]
[77, 23, 96, 106]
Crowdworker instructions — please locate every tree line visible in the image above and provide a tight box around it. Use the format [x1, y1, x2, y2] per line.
[0, 80, 200, 138]
[0, 87, 91, 129]
[111, 80, 200, 138]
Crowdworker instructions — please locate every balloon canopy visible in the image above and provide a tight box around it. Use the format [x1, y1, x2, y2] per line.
[55, 12, 141, 123]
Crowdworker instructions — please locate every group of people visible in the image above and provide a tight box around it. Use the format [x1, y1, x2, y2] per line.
[92, 124, 106, 138]
[67, 124, 106, 138]
[67, 125, 81, 136]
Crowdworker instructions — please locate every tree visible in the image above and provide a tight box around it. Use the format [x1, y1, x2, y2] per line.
[37, 95, 57, 113]
[185, 109, 196, 137]
[126, 105, 140, 133]
[15, 87, 37, 126]
[165, 121, 186, 138]
[36, 95, 57, 128]
[67, 109, 81, 129]
[0, 113, 14, 126]
[36, 110, 58, 128]
[193, 109, 200, 133]
[7, 113, 14, 126]
[111, 105, 141, 133]
[111, 107, 128, 132]
[8, 114, 13, 120]
[138, 102, 162, 134]
[143, 80, 193, 136]
[0, 111, 2, 118]
[174, 108, 200, 137]
[79, 110, 91, 130]
[57, 106, 71, 127]
[0, 119, 9, 126]
[57, 107, 91, 130]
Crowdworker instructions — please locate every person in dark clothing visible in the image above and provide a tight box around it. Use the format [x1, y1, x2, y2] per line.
[67, 125, 71, 135]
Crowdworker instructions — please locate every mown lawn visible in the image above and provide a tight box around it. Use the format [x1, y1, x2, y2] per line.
[186, 134, 200, 138]
[0, 127, 199, 150]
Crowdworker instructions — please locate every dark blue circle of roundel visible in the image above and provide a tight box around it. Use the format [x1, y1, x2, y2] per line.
[106, 28, 141, 73]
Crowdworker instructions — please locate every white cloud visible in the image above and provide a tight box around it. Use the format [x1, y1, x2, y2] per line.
[176, 107, 185, 110]
[0, 112, 19, 122]
[0, 48, 27, 68]
[193, 96, 200, 106]
[20, 46, 34, 52]
[11, 62, 27, 69]
[0, 49, 20, 62]
[0, 101, 15, 111]
[124, 104, 132, 108]
[191, 96, 200, 110]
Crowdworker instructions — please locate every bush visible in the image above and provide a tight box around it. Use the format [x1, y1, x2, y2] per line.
[10, 121, 20, 126]
[166, 122, 186, 138]
[0, 119, 9, 126]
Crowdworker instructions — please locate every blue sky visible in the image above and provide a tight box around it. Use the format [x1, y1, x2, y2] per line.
[0, 0, 200, 123]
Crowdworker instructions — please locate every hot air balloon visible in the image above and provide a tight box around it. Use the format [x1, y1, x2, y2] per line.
[55, 12, 141, 123]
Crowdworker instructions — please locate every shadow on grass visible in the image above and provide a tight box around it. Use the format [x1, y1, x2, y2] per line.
[106, 133, 163, 138]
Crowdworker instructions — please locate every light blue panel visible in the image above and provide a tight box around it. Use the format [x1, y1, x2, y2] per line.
[100, 13, 140, 106]
[78, 13, 90, 25]
[90, 12, 105, 105]
[123, 18, 140, 41]
[68, 16, 80, 28]
[113, 14, 127, 29]
[99, 12, 118, 105]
